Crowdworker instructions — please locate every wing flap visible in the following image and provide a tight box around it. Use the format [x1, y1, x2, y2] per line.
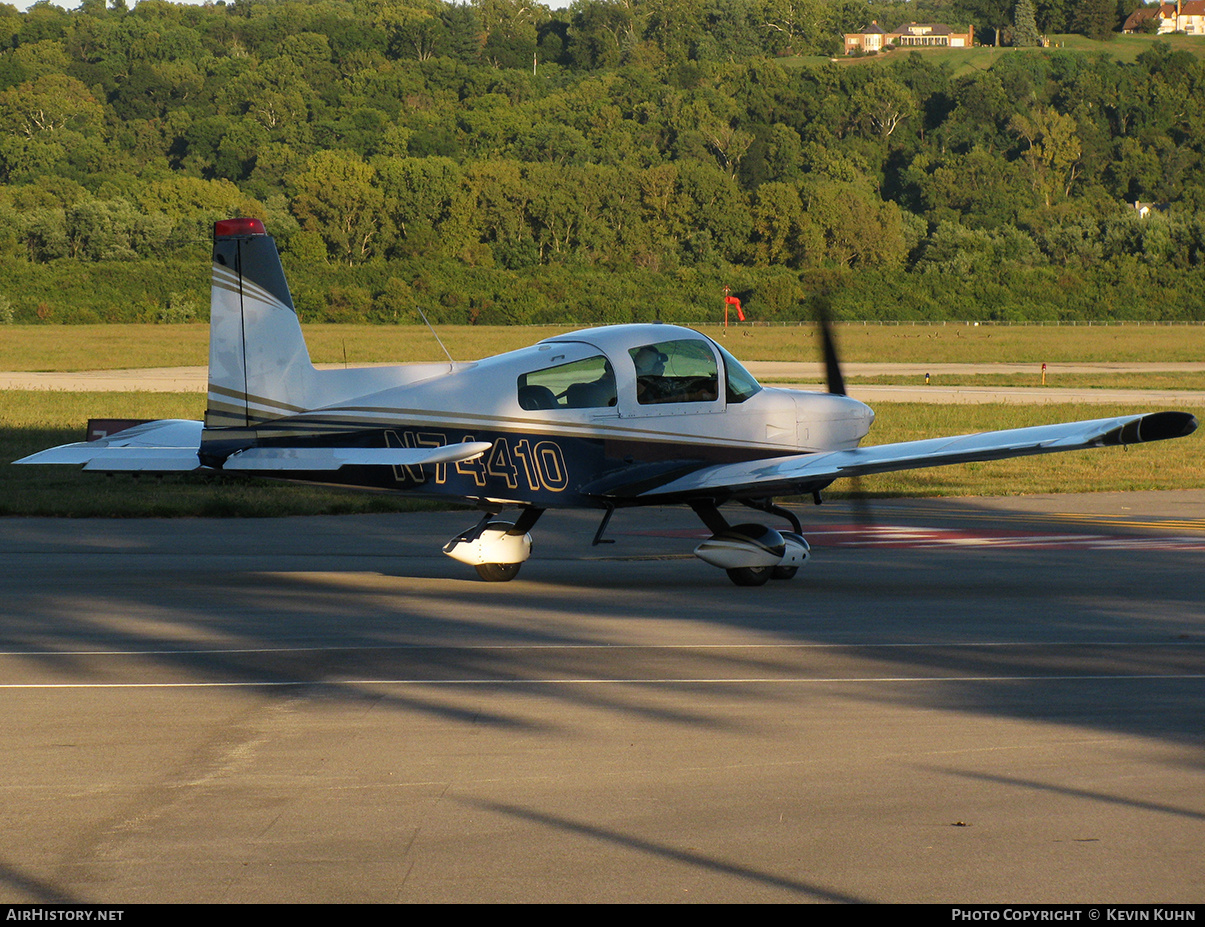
[625, 412, 1197, 501]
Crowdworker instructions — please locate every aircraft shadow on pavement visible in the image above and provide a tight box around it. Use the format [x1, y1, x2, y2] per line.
[2, 498, 1202, 753]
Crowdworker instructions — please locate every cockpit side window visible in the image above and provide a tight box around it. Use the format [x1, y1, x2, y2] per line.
[716, 343, 762, 403]
[629, 339, 719, 405]
[518, 355, 616, 410]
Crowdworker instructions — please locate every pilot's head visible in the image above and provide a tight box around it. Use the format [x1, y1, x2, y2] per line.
[634, 346, 666, 376]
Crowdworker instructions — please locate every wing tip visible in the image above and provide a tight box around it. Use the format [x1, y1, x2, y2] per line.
[1109, 411, 1198, 446]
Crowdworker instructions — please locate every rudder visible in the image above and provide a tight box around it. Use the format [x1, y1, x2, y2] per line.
[206, 218, 315, 428]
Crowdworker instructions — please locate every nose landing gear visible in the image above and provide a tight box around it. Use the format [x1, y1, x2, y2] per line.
[689, 502, 810, 586]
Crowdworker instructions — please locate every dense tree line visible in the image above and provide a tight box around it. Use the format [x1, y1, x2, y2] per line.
[1, 0, 1204, 325]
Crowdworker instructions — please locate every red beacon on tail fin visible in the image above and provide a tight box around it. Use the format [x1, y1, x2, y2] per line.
[214, 217, 266, 237]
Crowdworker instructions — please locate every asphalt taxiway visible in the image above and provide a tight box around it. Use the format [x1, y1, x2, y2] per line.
[0, 493, 1202, 903]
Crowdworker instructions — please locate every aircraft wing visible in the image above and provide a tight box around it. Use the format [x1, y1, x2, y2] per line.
[15, 419, 492, 473]
[621, 411, 1198, 502]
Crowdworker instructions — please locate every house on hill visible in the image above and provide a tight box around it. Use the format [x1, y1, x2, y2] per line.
[889, 23, 975, 48]
[845, 22, 974, 55]
[844, 21, 886, 54]
[1123, 0, 1205, 34]
[843, 21, 973, 53]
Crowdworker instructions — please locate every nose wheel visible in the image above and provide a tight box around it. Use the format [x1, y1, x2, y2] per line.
[475, 561, 523, 582]
[726, 565, 772, 586]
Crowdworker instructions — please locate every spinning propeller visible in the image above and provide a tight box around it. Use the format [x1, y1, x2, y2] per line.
[816, 295, 847, 398]
[812, 296, 873, 527]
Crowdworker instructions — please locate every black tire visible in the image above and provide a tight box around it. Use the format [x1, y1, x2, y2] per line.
[771, 566, 798, 580]
[475, 562, 522, 582]
[726, 566, 771, 587]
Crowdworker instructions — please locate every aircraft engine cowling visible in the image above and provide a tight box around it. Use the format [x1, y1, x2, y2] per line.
[443, 522, 532, 566]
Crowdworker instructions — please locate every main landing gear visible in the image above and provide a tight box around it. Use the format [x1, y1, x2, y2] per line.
[442, 508, 544, 582]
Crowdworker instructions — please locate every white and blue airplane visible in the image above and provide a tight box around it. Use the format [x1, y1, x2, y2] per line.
[17, 218, 1198, 584]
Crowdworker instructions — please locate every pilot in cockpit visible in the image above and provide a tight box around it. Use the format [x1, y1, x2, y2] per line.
[633, 345, 667, 377]
[633, 345, 668, 403]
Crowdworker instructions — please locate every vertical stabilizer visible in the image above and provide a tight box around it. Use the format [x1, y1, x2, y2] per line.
[206, 218, 315, 428]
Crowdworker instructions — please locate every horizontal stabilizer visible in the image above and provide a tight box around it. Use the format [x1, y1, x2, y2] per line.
[625, 412, 1198, 501]
[222, 441, 493, 472]
[15, 420, 204, 471]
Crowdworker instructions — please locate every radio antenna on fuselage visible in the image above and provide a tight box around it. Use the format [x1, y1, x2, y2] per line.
[416, 304, 454, 366]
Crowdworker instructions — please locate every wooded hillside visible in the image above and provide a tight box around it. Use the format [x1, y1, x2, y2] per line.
[2, 0, 1203, 324]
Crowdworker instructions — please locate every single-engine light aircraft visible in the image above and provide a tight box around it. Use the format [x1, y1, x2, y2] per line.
[17, 219, 1198, 585]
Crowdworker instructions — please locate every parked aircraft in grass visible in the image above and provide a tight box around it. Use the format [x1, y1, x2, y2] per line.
[16, 219, 1198, 584]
